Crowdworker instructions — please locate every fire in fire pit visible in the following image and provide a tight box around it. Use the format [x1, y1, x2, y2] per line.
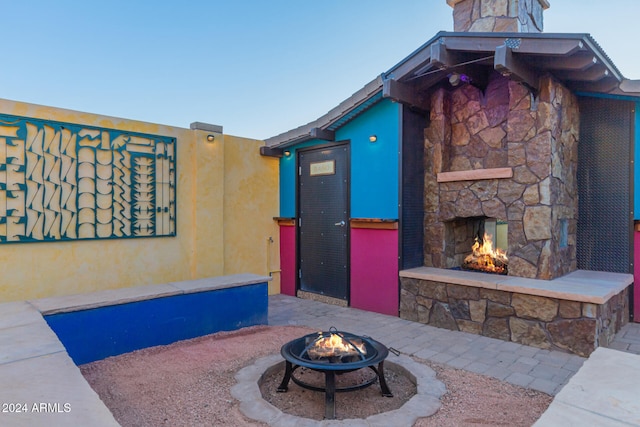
[278, 328, 392, 419]
[462, 232, 508, 275]
[306, 331, 367, 361]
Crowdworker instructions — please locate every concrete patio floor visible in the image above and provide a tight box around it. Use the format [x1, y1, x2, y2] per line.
[269, 295, 640, 395]
[269, 294, 640, 426]
[0, 292, 639, 426]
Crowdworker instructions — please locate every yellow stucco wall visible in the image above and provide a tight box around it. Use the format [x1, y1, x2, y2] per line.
[0, 98, 280, 301]
[223, 135, 281, 294]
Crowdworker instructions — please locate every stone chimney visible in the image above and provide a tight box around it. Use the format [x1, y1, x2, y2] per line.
[447, 0, 550, 33]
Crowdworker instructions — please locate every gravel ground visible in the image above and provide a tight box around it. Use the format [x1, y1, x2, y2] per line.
[259, 361, 418, 420]
[80, 325, 552, 426]
[414, 362, 552, 427]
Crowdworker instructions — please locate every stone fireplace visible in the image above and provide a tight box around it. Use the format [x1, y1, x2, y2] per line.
[397, 0, 632, 357]
[424, 71, 578, 280]
[418, 0, 576, 281]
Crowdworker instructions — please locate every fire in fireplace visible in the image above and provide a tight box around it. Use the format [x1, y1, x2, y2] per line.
[462, 232, 508, 275]
[445, 217, 508, 274]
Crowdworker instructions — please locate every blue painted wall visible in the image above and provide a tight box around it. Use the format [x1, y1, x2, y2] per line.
[279, 98, 400, 219]
[337, 99, 399, 219]
[279, 140, 321, 217]
[45, 283, 268, 365]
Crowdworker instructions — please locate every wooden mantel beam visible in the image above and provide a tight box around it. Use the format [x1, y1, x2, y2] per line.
[494, 44, 539, 93]
[437, 167, 513, 183]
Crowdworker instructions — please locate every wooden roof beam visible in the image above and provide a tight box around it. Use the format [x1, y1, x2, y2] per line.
[494, 44, 539, 93]
[554, 63, 610, 82]
[534, 53, 598, 71]
[387, 48, 434, 82]
[405, 42, 487, 91]
[430, 41, 457, 70]
[619, 79, 640, 94]
[382, 78, 426, 111]
[310, 127, 335, 141]
[260, 146, 284, 158]
[442, 37, 585, 56]
[569, 76, 620, 93]
[406, 40, 491, 81]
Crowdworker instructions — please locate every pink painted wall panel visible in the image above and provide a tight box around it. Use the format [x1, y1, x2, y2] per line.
[634, 232, 640, 322]
[279, 225, 296, 296]
[350, 228, 398, 316]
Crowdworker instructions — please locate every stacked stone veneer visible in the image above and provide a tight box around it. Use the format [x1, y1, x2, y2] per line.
[424, 72, 579, 280]
[400, 277, 629, 357]
[447, 0, 549, 33]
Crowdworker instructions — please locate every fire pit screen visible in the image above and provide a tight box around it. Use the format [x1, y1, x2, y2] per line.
[277, 327, 392, 419]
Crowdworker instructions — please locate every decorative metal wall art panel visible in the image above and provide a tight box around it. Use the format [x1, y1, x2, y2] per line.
[0, 114, 176, 243]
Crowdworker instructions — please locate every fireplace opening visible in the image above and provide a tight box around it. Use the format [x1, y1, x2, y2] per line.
[445, 217, 508, 274]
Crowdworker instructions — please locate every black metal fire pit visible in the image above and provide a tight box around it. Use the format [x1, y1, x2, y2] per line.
[277, 328, 392, 419]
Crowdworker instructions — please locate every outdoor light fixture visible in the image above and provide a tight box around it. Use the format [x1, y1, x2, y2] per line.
[206, 134, 215, 142]
[448, 72, 471, 87]
[369, 135, 377, 143]
[284, 150, 291, 157]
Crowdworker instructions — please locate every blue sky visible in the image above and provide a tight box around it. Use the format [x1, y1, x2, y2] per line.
[2, 1, 639, 140]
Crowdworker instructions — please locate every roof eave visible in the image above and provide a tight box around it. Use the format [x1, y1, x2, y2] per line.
[616, 79, 640, 96]
[264, 31, 638, 150]
[264, 75, 384, 148]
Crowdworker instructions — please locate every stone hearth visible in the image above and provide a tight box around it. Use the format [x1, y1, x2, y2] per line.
[400, 267, 631, 357]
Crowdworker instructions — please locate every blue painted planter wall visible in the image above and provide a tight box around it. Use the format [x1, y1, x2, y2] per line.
[279, 98, 400, 218]
[45, 283, 268, 365]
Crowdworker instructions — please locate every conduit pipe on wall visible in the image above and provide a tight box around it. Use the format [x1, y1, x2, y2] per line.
[266, 237, 281, 277]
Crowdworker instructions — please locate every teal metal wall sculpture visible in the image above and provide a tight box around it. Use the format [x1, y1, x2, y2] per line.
[0, 114, 176, 243]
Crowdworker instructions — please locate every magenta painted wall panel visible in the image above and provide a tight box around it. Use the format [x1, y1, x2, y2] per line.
[350, 228, 399, 316]
[634, 232, 640, 322]
[279, 225, 296, 296]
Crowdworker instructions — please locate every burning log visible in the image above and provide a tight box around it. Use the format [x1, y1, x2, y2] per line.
[462, 232, 508, 275]
[306, 332, 367, 360]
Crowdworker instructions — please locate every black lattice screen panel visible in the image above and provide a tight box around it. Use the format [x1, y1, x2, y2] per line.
[577, 97, 633, 274]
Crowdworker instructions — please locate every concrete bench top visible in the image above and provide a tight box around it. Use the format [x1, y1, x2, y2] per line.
[0, 300, 120, 427]
[535, 347, 640, 426]
[0, 274, 271, 426]
[399, 267, 633, 304]
[31, 273, 271, 315]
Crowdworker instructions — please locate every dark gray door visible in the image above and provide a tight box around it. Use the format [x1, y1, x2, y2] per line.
[298, 144, 349, 300]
